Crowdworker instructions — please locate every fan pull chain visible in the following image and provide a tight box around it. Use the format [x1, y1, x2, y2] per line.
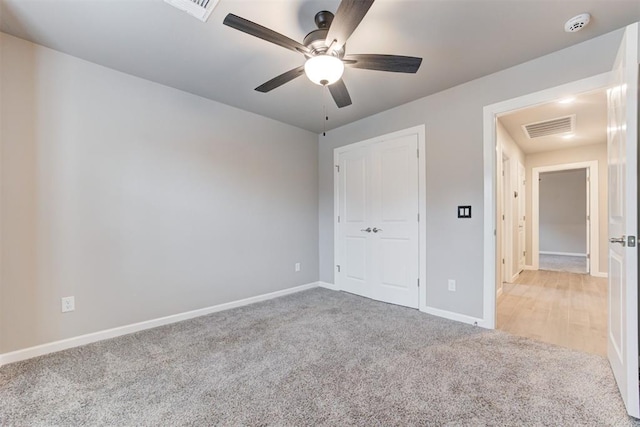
[322, 86, 329, 136]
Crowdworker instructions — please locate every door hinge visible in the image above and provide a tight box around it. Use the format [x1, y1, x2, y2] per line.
[523, 251, 526, 257]
[417, 213, 420, 222]
[337, 216, 340, 223]
[336, 265, 341, 273]
[587, 254, 590, 259]
[502, 170, 505, 177]
[417, 149, 419, 158]
[628, 236, 636, 247]
[335, 165, 340, 173]
[502, 214, 505, 220]
[502, 259, 505, 264]
[587, 215, 590, 221]
[417, 278, 420, 287]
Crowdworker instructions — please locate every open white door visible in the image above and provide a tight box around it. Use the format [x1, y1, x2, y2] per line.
[517, 162, 526, 273]
[586, 168, 591, 273]
[607, 22, 639, 419]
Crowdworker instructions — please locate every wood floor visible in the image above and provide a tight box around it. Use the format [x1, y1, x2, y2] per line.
[497, 269, 607, 356]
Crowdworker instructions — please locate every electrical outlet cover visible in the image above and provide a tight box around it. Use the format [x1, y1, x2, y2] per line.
[61, 296, 75, 313]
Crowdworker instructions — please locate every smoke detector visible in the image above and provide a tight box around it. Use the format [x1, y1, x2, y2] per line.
[564, 13, 591, 33]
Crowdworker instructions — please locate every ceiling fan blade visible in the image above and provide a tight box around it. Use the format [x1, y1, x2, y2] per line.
[255, 66, 305, 93]
[329, 78, 352, 108]
[223, 14, 310, 56]
[325, 0, 375, 52]
[344, 54, 422, 73]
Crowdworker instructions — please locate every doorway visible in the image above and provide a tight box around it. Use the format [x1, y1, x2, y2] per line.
[484, 23, 639, 418]
[533, 162, 599, 275]
[494, 86, 607, 354]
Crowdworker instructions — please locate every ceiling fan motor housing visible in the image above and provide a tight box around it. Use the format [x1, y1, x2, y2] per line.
[304, 11, 345, 57]
[314, 10, 334, 29]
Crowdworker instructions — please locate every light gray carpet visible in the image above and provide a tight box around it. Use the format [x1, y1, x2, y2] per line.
[539, 253, 588, 274]
[1, 288, 638, 426]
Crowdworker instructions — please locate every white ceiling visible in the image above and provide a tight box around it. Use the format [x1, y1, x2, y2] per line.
[1, 0, 639, 133]
[498, 89, 607, 154]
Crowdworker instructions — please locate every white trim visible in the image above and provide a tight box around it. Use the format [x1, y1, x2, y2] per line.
[0, 282, 320, 367]
[318, 281, 339, 291]
[496, 287, 503, 298]
[509, 271, 520, 283]
[531, 161, 599, 276]
[524, 265, 536, 270]
[333, 125, 427, 311]
[539, 251, 587, 257]
[423, 306, 489, 329]
[483, 71, 613, 330]
[592, 271, 609, 278]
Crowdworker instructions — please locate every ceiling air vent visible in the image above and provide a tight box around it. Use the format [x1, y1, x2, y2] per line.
[522, 115, 575, 139]
[164, 0, 219, 22]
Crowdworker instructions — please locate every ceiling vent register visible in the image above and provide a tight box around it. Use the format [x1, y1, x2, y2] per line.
[522, 115, 575, 139]
[164, 0, 219, 22]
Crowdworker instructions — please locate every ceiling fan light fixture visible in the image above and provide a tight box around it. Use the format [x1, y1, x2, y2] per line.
[304, 55, 344, 86]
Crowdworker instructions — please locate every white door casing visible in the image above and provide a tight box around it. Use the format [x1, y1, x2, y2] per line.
[335, 126, 425, 310]
[606, 22, 639, 419]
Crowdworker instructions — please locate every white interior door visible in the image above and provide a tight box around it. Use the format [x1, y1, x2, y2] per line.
[502, 156, 510, 283]
[337, 146, 373, 300]
[586, 168, 591, 273]
[370, 136, 419, 308]
[517, 162, 526, 272]
[336, 133, 419, 308]
[607, 22, 639, 419]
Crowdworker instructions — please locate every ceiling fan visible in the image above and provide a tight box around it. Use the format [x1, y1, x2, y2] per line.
[223, 0, 423, 108]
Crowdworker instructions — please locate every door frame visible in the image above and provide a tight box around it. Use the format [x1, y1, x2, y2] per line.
[482, 71, 613, 328]
[333, 125, 427, 311]
[531, 162, 599, 275]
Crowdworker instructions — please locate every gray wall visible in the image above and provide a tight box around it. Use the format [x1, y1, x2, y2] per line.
[525, 144, 608, 273]
[539, 169, 587, 254]
[319, 29, 623, 319]
[0, 33, 319, 353]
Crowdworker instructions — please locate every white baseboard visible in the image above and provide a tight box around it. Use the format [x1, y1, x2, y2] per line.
[318, 281, 339, 291]
[496, 287, 503, 298]
[421, 305, 490, 329]
[539, 251, 587, 257]
[0, 281, 320, 367]
[524, 265, 536, 271]
[591, 271, 608, 278]
[509, 271, 520, 282]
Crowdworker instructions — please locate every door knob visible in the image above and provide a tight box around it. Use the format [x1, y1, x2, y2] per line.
[372, 227, 383, 233]
[361, 227, 372, 233]
[610, 236, 626, 246]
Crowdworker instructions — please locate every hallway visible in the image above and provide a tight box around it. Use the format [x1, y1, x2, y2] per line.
[497, 270, 607, 356]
